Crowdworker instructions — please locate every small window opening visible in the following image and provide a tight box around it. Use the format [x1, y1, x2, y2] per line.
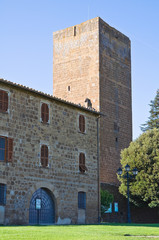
[74, 26, 76, 36]
[116, 137, 118, 143]
[68, 86, 70, 91]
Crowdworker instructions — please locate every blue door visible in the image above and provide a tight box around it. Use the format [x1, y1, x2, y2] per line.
[29, 188, 55, 224]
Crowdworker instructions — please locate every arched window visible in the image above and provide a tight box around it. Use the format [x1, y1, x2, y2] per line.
[41, 145, 48, 167]
[0, 90, 8, 112]
[41, 103, 49, 123]
[79, 153, 88, 173]
[79, 115, 85, 133]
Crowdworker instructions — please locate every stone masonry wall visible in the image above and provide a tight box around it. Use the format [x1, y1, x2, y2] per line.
[53, 17, 100, 110]
[0, 81, 99, 225]
[53, 17, 132, 186]
[99, 18, 132, 184]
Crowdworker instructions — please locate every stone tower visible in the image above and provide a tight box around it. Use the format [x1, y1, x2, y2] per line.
[53, 17, 132, 186]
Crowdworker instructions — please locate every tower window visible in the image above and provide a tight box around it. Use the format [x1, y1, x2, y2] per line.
[68, 86, 70, 91]
[74, 26, 76, 36]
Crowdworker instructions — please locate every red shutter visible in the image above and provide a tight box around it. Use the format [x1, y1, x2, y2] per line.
[0, 90, 8, 112]
[41, 145, 48, 167]
[45, 145, 48, 167]
[7, 138, 13, 162]
[41, 145, 44, 166]
[79, 115, 85, 133]
[41, 103, 49, 123]
[41, 103, 45, 122]
[82, 116, 85, 133]
[45, 104, 49, 123]
[79, 153, 86, 173]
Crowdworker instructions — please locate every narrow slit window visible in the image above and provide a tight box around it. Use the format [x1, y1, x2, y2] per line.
[74, 26, 76, 36]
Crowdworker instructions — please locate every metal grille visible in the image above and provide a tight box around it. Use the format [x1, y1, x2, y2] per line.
[78, 192, 86, 209]
[0, 184, 6, 205]
[29, 188, 55, 225]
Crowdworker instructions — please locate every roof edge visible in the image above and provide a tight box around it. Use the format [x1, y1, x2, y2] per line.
[0, 78, 100, 116]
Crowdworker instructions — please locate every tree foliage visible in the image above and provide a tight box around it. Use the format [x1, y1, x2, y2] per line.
[118, 128, 159, 208]
[101, 189, 114, 216]
[141, 89, 159, 132]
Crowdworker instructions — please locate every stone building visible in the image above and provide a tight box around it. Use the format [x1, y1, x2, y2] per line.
[53, 17, 132, 219]
[0, 79, 100, 225]
[0, 17, 132, 225]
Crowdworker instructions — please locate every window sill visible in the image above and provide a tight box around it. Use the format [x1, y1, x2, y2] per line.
[40, 121, 50, 125]
[0, 110, 8, 114]
[78, 131, 86, 135]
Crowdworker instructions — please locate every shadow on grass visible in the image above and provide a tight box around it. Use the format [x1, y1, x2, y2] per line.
[1, 223, 159, 228]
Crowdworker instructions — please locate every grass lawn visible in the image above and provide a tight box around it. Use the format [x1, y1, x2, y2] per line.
[0, 224, 159, 240]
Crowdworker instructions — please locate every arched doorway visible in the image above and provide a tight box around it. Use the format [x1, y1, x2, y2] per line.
[29, 188, 55, 225]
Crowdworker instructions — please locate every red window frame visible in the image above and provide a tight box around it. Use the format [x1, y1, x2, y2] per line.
[0, 90, 8, 112]
[79, 115, 85, 133]
[41, 103, 49, 123]
[79, 153, 88, 173]
[41, 145, 48, 167]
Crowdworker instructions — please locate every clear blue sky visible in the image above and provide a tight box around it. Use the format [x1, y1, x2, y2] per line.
[0, 0, 159, 140]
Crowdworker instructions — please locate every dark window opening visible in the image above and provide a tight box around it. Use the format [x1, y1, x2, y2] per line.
[0, 184, 6, 205]
[0, 90, 8, 112]
[68, 86, 70, 91]
[41, 145, 48, 167]
[78, 192, 86, 209]
[114, 122, 119, 132]
[74, 26, 76, 36]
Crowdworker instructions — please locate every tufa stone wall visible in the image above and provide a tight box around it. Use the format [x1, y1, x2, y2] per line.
[0, 81, 99, 225]
[53, 17, 132, 186]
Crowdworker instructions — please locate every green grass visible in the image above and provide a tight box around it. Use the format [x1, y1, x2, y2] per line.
[0, 224, 159, 240]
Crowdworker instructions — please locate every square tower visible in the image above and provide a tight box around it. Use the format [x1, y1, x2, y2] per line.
[53, 17, 132, 185]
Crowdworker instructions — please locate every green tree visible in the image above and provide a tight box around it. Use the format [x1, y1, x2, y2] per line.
[118, 128, 159, 208]
[141, 89, 159, 132]
[101, 189, 114, 217]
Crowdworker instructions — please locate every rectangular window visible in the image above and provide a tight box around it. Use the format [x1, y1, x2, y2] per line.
[0, 136, 13, 162]
[0, 184, 6, 205]
[41, 103, 49, 124]
[79, 115, 85, 133]
[41, 145, 48, 167]
[0, 90, 8, 112]
[78, 192, 86, 209]
[79, 153, 88, 173]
